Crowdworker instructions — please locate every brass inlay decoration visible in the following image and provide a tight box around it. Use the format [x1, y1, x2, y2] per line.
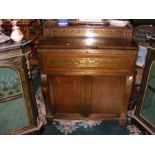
[49, 28, 132, 38]
[86, 58, 128, 68]
[47, 58, 87, 67]
[47, 57, 129, 69]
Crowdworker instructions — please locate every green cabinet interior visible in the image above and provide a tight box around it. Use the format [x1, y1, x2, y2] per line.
[0, 98, 30, 134]
[140, 62, 155, 126]
[0, 67, 30, 134]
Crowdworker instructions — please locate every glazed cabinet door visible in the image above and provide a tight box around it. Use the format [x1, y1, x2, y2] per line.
[0, 66, 30, 134]
[0, 46, 38, 134]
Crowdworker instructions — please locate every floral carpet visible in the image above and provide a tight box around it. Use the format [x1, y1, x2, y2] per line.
[41, 110, 143, 135]
[32, 67, 145, 135]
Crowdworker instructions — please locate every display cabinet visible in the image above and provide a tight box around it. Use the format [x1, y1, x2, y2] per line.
[0, 41, 38, 134]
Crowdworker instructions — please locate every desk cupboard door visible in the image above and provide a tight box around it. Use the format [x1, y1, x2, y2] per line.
[48, 75, 85, 119]
[90, 76, 126, 119]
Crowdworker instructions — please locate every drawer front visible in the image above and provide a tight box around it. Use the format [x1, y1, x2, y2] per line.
[38, 49, 137, 75]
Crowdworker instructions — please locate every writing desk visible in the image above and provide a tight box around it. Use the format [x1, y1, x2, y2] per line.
[38, 25, 138, 127]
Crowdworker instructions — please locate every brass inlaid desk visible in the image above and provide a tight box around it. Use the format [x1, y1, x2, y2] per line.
[38, 26, 138, 127]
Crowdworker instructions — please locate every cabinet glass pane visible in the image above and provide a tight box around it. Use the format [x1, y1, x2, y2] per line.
[0, 67, 22, 99]
[0, 67, 30, 134]
[148, 63, 155, 89]
[141, 62, 155, 126]
[0, 97, 30, 134]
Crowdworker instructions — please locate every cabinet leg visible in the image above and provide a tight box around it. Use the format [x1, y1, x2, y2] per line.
[119, 119, 126, 128]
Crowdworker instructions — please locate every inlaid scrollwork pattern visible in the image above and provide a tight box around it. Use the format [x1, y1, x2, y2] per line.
[49, 28, 132, 39]
[47, 58, 87, 67]
[47, 57, 129, 69]
[86, 58, 129, 68]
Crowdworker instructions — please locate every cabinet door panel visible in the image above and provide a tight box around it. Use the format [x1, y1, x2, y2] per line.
[0, 97, 30, 134]
[0, 67, 30, 134]
[91, 76, 125, 114]
[49, 76, 85, 114]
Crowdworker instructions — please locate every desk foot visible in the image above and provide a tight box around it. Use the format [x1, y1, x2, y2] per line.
[119, 119, 126, 128]
[46, 115, 53, 124]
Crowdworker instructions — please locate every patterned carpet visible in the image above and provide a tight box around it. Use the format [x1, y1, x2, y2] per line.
[42, 116, 143, 135]
[32, 68, 145, 135]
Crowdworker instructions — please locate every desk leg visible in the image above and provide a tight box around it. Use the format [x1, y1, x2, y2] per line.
[119, 76, 133, 128]
[119, 118, 126, 127]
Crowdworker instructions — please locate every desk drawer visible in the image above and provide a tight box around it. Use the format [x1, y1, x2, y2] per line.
[38, 49, 137, 75]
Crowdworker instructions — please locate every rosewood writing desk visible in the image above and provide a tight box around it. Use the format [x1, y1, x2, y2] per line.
[38, 25, 138, 127]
